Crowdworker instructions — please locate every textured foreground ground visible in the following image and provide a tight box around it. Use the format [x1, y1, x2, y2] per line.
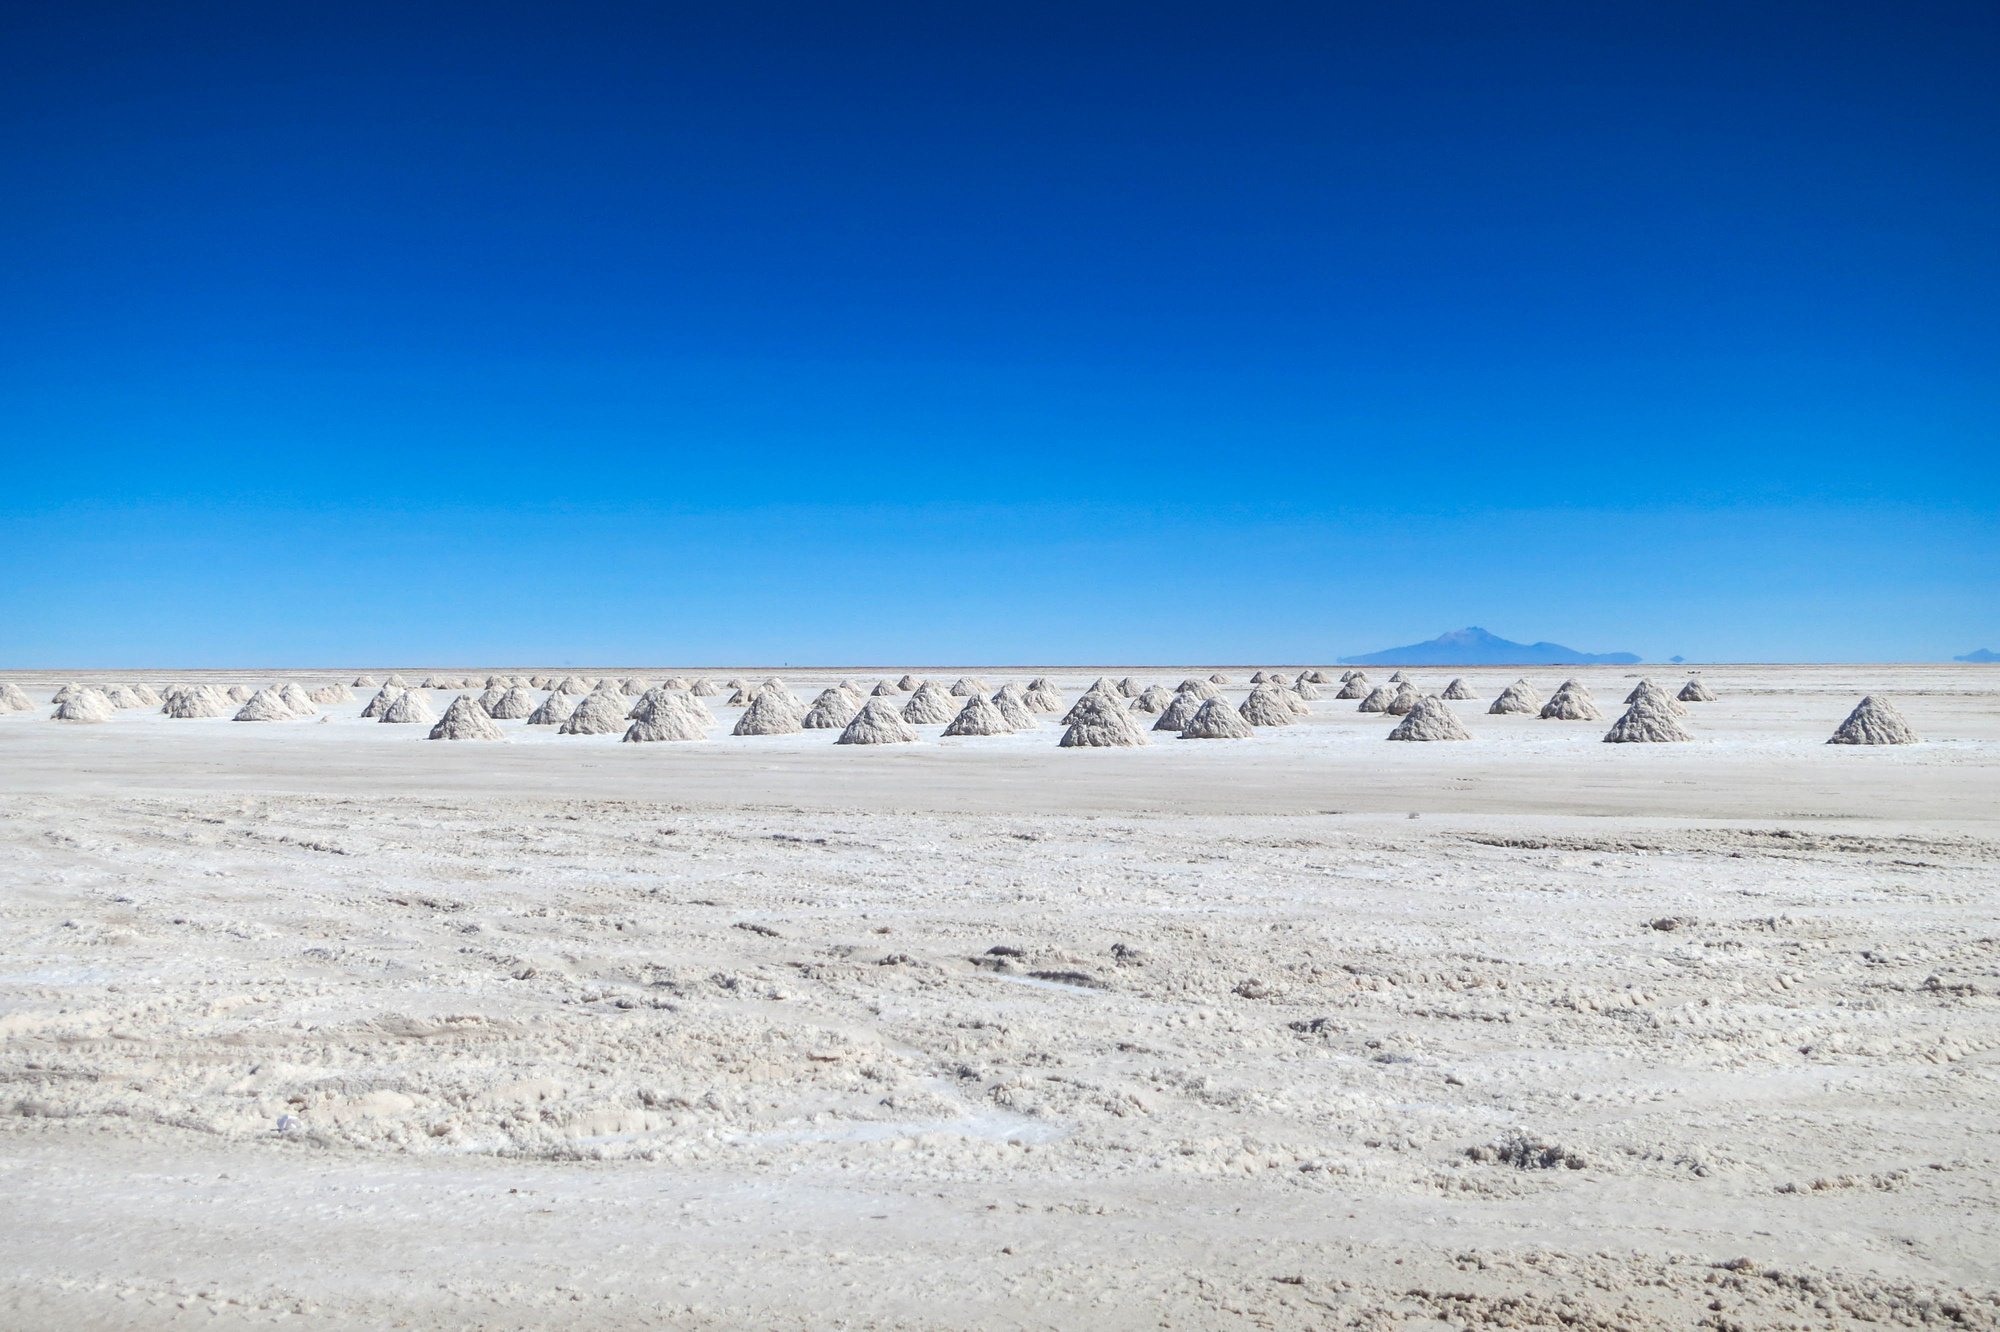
[2, 665, 1997, 1329]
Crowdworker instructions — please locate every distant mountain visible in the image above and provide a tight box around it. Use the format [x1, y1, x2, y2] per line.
[1339, 626, 1641, 667]
[1956, 648, 1999, 663]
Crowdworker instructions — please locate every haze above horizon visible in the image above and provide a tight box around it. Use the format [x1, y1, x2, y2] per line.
[2, 2, 1994, 667]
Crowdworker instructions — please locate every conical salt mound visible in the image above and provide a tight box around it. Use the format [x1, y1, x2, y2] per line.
[162, 684, 230, 719]
[1291, 679, 1321, 701]
[104, 686, 145, 709]
[1303, 670, 1329, 684]
[833, 697, 917, 745]
[0, 682, 37, 713]
[1624, 679, 1656, 703]
[726, 685, 758, 706]
[1239, 685, 1298, 727]
[1129, 684, 1174, 714]
[559, 691, 628, 735]
[1249, 671, 1270, 685]
[352, 675, 378, 688]
[226, 685, 252, 703]
[383, 674, 409, 689]
[1153, 689, 1206, 732]
[1176, 678, 1220, 700]
[1387, 671, 1408, 684]
[802, 688, 861, 730]
[551, 675, 589, 695]
[1061, 684, 1118, 724]
[1388, 696, 1472, 742]
[233, 687, 294, 722]
[623, 707, 706, 742]
[54, 688, 116, 723]
[1604, 699, 1692, 743]
[1357, 684, 1394, 713]
[1181, 696, 1253, 739]
[1625, 679, 1686, 716]
[733, 689, 803, 736]
[308, 683, 352, 705]
[618, 677, 647, 696]
[1678, 678, 1715, 703]
[990, 684, 1038, 730]
[360, 687, 402, 719]
[901, 681, 957, 725]
[1208, 673, 1231, 685]
[1488, 681, 1539, 715]
[1383, 683, 1421, 716]
[1023, 678, 1064, 713]
[754, 678, 801, 709]
[1539, 684, 1602, 721]
[525, 692, 573, 725]
[943, 694, 1013, 737]
[1058, 693, 1147, 747]
[1114, 677, 1144, 698]
[895, 674, 922, 692]
[689, 678, 720, 696]
[429, 696, 504, 741]
[486, 686, 537, 719]
[49, 682, 81, 704]
[871, 680, 899, 696]
[128, 683, 163, 706]
[949, 677, 981, 697]
[475, 685, 508, 712]
[1828, 696, 1917, 746]
[835, 679, 866, 702]
[1335, 675, 1371, 700]
[278, 682, 318, 715]
[1441, 678, 1475, 701]
[380, 690, 436, 725]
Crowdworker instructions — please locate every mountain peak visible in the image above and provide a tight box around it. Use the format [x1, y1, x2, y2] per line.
[1339, 628, 1640, 667]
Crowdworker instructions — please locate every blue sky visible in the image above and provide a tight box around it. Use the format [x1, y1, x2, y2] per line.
[2, 2, 1994, 665]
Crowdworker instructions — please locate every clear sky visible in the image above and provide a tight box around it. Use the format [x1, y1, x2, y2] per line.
[2, 2, 1994, 666]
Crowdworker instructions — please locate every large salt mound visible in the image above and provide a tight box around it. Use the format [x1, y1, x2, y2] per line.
[233, 687, 295, 722]
[474, 685, 508, 713]
[429, 696, 504, 741]
[352, 675, 378, 688]
[1604, 698, 1692, 743]
[1625, 679, 1687, 717]
[50, 682, 83, 705]
[308, 683, 352, 705]
[1023, 678, 1064, 713]
[277, 682, 318, 715]
[1383, 683, 1421, 716]
[689, 678, 720, 696]
[1238, 685, 1297, 727]
[359, 687, 402, 719]
[103, 686, 146, 710]
[1829, 695, 1917, 745]
[1441, 678, 1476, 701]
[525, 692, 574, 725]
[1249, 671, 1271, 684]
[1115, 677, 1145, 698]
[943, 694, 1013, 736]
[1291, 678, 1321, 701]
[990, 684, 1039, 729]
[54, 688, 116, 723]
[948, 677, 982, 697]
[618, 677, 648, 696]
[733, 690, 803, 736]
[1488, 680, 1539, 715]
[901, 682, 957, 725]
[552, 675, 590, 695]
[1058, 693, 1147, 748]
[802, 688, 861, 730]
[837, 697, 917, 745]
[1679, 678, 1716, 702]
[0, 682, 37, 713]
[1060, 685, 1118, 724]
[482, 686, 536, 719]
[1540, 683, 1603, 721]
[560, 692, 629, 735]
[870, 680, 899, 696]
[163, 684, 231, 719]
[1181, 696, 1253, 739]
[1129, 684, 1173, 714]
[383, 674, 410, 689]
[1388, 696, 1471, 741]
[380, 691, 436, 725]
[128, 683, 163, 706]
[225, 685, 252, 703]
[622, 708, 705, 742]
[1176, 678, 1220, 700]
[1356, 684, 1394, 713]
[1153, 688, 1206, 732]
[1335, 675, 1371, 700]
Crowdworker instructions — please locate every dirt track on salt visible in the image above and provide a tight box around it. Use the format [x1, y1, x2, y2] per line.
[2, 664, 1996, 1329]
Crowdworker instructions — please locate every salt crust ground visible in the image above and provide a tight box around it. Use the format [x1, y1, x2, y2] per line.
[0, 664, 1996, 1330]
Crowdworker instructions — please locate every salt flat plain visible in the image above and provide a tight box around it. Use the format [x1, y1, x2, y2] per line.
[1, 664, 1996, 1329]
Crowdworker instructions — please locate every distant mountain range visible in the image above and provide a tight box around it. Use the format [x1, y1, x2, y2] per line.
[1956, 648, 1999, 663]
[1339, 626, 1642, 667]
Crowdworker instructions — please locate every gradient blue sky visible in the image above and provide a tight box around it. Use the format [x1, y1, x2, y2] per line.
[3, 2, 1994, 666]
